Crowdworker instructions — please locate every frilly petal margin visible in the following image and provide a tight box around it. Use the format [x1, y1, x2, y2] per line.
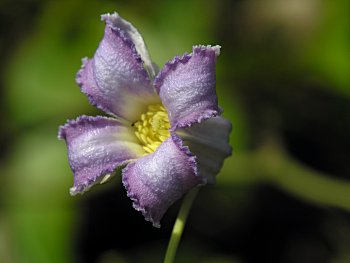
[176, 116, 232, 183]
[58, 116, 145, 195]
[122, 137, 204, 227]
[155, 45, 222, 129]
[101, 12, 157, 78]
[77, 16, 159, 122]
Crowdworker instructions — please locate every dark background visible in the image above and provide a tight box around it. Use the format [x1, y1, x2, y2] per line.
[0, 0, 349, 262]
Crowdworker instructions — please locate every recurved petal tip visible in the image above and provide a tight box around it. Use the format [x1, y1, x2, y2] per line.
[155, 45, 221, 129]
[101, 12, 157, 78]
[77, 13, 159, 122]
[59, 115, 145, 195]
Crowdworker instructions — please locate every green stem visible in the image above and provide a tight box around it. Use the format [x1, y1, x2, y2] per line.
[163, 187, 200, 263]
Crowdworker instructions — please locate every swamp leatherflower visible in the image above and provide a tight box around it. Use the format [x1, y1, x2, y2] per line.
[58, 13, 232, 227]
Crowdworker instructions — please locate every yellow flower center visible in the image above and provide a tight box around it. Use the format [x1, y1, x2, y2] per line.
[133, 104, 170, 154]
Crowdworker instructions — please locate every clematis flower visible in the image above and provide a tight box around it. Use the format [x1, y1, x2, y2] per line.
[58, 12, 232, 227]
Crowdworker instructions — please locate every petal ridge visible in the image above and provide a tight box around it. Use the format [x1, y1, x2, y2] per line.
[58, 114, 117, 140]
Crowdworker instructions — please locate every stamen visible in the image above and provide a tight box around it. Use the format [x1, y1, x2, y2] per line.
[133, 104, 171, 154]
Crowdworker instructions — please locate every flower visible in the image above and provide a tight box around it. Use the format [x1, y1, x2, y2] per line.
[58, 12, 232, 227]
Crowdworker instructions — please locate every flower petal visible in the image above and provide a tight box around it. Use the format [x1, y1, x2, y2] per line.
[122, 137, 203, 227]
[101, 12, 157, 78]
[176, 116, 232, 183]
[155, 45, 221, 129]
[77, 16, 159, 122]
[58, 116, 145, 195]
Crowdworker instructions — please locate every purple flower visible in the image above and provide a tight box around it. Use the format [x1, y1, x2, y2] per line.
[58, 12, 232, 227]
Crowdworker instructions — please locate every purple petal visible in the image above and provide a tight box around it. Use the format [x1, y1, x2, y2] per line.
[77, 16, 159, 122]
[58, 116, 144, 195]
[176, 116, 232, 183]
[101, 13, 157, 78]
[122, 137, 203, 227]
[155, 45, 221, 129]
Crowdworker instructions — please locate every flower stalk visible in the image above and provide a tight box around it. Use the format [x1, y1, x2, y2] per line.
[164, 187, 200, 263]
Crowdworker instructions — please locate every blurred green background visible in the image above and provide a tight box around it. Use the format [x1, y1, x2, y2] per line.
[0, 0, 349, 262]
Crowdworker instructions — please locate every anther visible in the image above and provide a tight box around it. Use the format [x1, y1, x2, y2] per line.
[133, 104, 170, 154]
